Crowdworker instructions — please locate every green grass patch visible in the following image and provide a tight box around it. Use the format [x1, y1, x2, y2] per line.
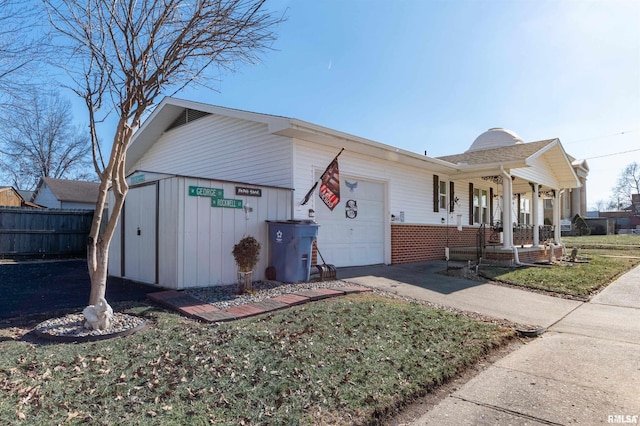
[562, 234, 640, 249]
[0, 294, 513, 425]
[481, 235, 640, 297]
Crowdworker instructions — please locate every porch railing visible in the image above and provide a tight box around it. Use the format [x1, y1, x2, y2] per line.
[477, 223, 556, 251]
[539, 225, 555, 244]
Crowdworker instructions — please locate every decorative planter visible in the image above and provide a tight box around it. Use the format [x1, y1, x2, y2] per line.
[238, 270, 253, 293]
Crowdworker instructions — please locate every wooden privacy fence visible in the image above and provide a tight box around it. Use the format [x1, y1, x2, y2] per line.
[0, 207, 94, 258]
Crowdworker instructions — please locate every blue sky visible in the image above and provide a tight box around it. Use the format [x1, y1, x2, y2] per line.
[78, 0, 639, 209]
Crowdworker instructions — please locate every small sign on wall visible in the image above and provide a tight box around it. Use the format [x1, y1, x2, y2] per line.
[236, 186, 262, 197]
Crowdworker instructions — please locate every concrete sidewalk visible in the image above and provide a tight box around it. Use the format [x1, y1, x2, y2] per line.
[346, 263, 640, 425]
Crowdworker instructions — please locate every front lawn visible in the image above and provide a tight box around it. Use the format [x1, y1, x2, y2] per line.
[481, 235, 640, 298]
[0, 294, 513, 425]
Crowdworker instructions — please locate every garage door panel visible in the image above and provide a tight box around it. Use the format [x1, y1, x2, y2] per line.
[315, 176, 384, 267]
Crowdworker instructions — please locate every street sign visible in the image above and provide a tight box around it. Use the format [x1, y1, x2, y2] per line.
[211, 198, 243, 209]
[189, 186, 224, 198]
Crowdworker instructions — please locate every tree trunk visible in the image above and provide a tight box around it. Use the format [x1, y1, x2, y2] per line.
[87, 240, 110, 305]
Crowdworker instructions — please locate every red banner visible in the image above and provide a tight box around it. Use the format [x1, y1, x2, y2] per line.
[319, 159, 340, 210]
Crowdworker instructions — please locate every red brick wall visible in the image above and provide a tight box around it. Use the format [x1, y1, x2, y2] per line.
[391, 224, 489, 264]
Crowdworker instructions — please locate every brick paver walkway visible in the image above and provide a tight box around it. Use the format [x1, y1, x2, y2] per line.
[148, 286, 371, 322]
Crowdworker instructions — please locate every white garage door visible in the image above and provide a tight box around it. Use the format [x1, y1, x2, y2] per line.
[314, 176, 385, 267]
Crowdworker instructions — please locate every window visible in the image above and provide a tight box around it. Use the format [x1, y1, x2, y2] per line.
[473, 188, 488, 224]
[520, 198, 531, 225]
[439, 180, 448, 210]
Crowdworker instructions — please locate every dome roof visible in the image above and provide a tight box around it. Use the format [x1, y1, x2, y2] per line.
[467, 128, 524, 152]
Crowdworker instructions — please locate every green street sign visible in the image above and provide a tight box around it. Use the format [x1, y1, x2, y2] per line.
[130, 174, 145, 184]
[212, 198, 243, 209]
[189, 186, 223, 198]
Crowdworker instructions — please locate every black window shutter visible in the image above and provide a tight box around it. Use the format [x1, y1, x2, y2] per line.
[469, 183, 474, 225]
[449, 181, 455, 213]
[489, 187, 494, 226]
[433, 175, 439, 212]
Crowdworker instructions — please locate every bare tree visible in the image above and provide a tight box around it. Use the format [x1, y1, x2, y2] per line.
[0, 90, 93, 190]
[611, 162, 640, 209]
[44, 0, 281, 314]
[0, 0, 48, 110]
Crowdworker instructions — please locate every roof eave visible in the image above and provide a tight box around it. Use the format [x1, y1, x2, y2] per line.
[274, 119, 458, 174]
[449, 160, 527, 180]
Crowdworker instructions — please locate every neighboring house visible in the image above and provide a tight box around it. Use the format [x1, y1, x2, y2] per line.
[32, 177, 100, 210]
[0, 186, 41, 208]
[0, 187, 25, 207]
[587, 194, 640, 234]
[109, 97, 586, 288]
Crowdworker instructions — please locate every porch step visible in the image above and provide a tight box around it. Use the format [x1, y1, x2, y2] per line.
[448, 247, 479, 261]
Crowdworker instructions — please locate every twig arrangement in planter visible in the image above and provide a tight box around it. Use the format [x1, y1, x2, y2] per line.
[232, 236, 261, 293]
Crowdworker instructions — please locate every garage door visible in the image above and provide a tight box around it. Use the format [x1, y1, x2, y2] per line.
[314, 176, 385, 267]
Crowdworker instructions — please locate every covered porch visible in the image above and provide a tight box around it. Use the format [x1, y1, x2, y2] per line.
[443, 137, 583, 265]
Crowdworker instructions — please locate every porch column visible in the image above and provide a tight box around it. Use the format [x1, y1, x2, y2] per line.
[553, 189, 562, 244]
[502, 174, 513, 250]
[532, 183, 540, 247]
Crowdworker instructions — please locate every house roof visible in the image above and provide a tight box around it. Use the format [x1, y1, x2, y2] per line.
[438, 139, 556, 166]
[127, 97, 584, 190]
[0, 186, 25, 201]
[127, 97, 457, 174]
[0, 186, 43, 208]
[438, 138, 582, 190]
[17, 189, 34, 201]
[35, 177, 100, 204]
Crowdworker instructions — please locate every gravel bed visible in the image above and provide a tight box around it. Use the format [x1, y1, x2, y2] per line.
[34, 312, 146, 341]
[185, 279, 355, 309]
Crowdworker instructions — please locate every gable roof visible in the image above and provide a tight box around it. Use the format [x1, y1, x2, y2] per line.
[0, 186, 43, 208]
[34, 177, 100, 204]
[127, 97, 584, 190]
[127, 97, 457, 174]
[0, 186, 25, 201]
[437, 138, 582, 189]
[437, 139, 556, 166]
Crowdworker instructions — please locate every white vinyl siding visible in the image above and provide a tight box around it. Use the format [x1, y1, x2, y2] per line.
[512, 157, 562, 190]
[109, 175, 292, 289]
[293, 140, 442, 225]
[130, 114, 293, 188]
[175, 177, 291, 288]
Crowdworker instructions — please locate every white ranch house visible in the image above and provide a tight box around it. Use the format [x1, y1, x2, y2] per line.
[108, 97, 587, 289]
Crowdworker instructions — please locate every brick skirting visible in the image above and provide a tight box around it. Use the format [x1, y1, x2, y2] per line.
[391, 224, 490, 264]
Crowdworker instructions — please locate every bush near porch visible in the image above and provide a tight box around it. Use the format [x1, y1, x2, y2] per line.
[0, 294, 513, 425]
[480, 235, 640, 298]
